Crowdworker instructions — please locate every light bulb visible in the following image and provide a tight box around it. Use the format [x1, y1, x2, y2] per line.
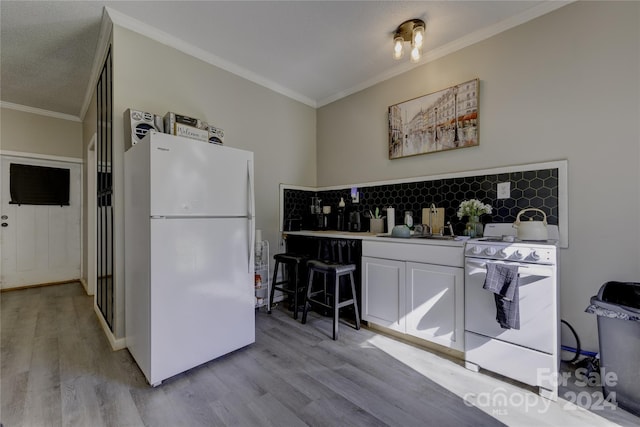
[410, 45, 421, 62]
[412, 25, 425, 49]
[393, 36, 404, 60]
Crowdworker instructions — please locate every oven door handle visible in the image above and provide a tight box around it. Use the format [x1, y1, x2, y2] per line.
[465, 259, 555, 277]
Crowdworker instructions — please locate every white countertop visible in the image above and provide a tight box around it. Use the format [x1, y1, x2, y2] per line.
[283, 230, 467, 247]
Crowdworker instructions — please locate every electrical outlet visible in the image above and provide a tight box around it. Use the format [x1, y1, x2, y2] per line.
[497, 182, 510, 199]
[350, 187, 359, 203]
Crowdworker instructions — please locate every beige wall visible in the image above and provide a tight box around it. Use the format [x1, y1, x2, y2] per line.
[317, 1, 640, 352]
[107, 25, 316, 338]
[0, 107, 82, 158]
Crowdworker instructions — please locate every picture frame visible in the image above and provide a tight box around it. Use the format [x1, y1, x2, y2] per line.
[388, 78, 479, 159]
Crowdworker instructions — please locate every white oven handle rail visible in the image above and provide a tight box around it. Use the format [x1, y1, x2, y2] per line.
[465, 258, 555, 277]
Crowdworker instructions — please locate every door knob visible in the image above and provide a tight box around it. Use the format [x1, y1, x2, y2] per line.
[1, 223, 8, 227]
[1, 215, 7, 220]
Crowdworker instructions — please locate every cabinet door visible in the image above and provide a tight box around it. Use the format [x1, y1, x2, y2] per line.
[405, 262, 464, 351]
[362, 257, 405, 332]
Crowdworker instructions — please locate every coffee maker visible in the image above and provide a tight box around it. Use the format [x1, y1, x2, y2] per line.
[348, 210, 362, 231]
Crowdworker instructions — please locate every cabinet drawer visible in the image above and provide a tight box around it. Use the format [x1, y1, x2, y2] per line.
[363, 240, 463, 267]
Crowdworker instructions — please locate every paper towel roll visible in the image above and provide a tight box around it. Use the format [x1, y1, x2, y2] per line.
[255, 229, 262, 243]
[386, 207, 395, 234]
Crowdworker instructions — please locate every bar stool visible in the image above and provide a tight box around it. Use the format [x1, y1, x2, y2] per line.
[268, 253, 308, 320]
[301, 260, 361, 340]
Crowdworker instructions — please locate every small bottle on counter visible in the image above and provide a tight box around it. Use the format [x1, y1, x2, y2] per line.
[404, 211, 413, 228]
[464, 224, 475, 238]
[336, 197, 347, 231]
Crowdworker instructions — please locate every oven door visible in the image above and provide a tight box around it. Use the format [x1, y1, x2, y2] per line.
[464, 257, 557, 354]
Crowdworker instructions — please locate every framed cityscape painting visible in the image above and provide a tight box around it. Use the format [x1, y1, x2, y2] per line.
[388, 78, 479, 159]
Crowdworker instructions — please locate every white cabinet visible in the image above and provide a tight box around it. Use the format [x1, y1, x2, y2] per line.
[362, 257, 405, 333]
[405, 262, 463, 349]
[362, 241, 464, 352]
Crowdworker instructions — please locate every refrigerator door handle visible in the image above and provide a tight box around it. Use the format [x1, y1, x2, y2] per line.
[247, 159, 255, 273]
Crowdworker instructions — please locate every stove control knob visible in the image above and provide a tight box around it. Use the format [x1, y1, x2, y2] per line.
[484, 247, 497, 256]
[470, 246, 482, 255]
[513, 249, 526, 259]
[530, 251, 541, 261]
[497, 249, 509, 258]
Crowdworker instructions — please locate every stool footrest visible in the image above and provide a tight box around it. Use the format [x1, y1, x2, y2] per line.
[337, 299, 355, 308]
[306, 299, 331, 310]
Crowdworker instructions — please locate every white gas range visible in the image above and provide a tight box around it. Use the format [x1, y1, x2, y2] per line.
[463, 223, 560, 400]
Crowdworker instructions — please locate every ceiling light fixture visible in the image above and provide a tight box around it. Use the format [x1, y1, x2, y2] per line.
[393, 19, 426, 63]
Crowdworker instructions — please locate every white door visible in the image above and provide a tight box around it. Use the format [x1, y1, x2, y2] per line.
[149, 216, 255, 384]
[464, 258, 556, 354]
[405, 262, 464, 351]
[361, 256, 406, 332]
[148, 133, 253, 217]
[0, 156, 81, 289]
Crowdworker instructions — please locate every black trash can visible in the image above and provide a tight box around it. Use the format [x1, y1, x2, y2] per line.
[586, 281, 640, 416]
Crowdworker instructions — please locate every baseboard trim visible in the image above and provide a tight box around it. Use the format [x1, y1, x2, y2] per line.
[365, 322, 464, 362]
[0, 279, 81, 292]
[79, 278, 95, 296]
[93, 304, 127, 351]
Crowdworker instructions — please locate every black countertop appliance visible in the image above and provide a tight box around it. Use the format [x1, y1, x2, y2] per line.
[348, 210, 362, 232]
[336, 206, 346, 231]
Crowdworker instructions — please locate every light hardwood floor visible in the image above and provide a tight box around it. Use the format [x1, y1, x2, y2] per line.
[1, 282, 639, 426]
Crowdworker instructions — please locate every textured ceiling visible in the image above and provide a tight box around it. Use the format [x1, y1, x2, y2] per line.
[0, 1, 570, 120]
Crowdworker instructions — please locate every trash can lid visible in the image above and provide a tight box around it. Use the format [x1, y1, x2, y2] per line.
[598, 281, 640, 310]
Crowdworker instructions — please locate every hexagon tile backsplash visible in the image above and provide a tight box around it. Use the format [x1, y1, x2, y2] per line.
[283, 168, 558, 234]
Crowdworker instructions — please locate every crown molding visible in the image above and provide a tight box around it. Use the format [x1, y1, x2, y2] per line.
[104, 7, 317, 108]
[82, 1, 572, 112]
[79, 7, 114, 121]
[0, 101, 81, 122]
[316, 0, 573, 108]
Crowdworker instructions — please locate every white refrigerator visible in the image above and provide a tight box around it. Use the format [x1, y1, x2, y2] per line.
[124, 131, 255, 386]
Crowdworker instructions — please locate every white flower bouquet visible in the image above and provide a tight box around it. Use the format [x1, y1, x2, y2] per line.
[457, 199, 492, 219]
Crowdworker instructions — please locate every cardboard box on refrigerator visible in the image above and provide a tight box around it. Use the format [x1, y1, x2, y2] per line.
[174, 123, 208, 143]
[163, 112, 206, 135]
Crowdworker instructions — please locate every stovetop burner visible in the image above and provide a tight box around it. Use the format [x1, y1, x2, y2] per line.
[478, 236, 558, 245]
[480, 223, 560, 244]
[478, 236, 514, 242]
[466, 223, 560, 264]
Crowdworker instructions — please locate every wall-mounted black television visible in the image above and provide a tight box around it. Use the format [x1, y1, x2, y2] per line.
[9, 163, 70, 206]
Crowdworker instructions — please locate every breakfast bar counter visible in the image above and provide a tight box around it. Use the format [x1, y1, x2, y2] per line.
[283, 229, 466, 248]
